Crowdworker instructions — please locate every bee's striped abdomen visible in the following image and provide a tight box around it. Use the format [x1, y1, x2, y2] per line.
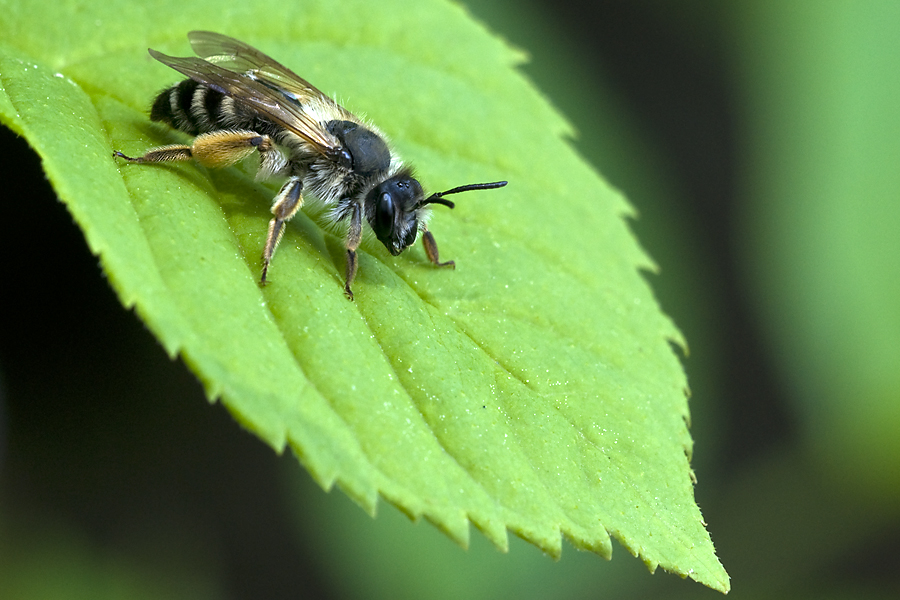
[150, 79, 230, 136]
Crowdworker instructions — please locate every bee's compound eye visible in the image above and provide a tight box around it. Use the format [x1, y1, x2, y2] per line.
[373, 192, 395, 240]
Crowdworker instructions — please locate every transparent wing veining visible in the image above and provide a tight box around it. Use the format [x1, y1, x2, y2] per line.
[148, 36, 345, 157]
[187, 31, 353, 118]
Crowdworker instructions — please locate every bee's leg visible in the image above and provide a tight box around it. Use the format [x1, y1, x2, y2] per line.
[343, 202, 363, 300]
[261, 176, 303, 284]
[190, 130, 276, 169]
[114, 144, 193, 163]
[422, 226, 456, 268]
[115, 130, 275, 169]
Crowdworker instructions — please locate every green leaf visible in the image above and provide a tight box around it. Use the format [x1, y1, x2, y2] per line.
[0, 0, 727, 591]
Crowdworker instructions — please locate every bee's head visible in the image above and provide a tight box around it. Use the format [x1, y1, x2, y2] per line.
[365, 174, 507, 255]
[365, 174, 427, 256]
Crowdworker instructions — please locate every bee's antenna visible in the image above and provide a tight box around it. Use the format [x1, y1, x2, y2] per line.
[421, 181, 508, 209]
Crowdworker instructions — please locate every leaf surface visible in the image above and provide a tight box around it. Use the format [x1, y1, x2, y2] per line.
[0, 0, 727, 591]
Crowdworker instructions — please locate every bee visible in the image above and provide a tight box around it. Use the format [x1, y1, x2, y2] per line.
[115, 31, 507, 300]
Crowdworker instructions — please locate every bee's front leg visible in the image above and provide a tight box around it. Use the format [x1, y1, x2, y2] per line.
[422, 226, 455, 269]
[344, 202, 363, 300]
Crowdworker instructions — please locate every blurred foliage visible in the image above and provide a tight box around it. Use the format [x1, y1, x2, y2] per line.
[0, 514, 221, 600]
[733, 0, 900, 504]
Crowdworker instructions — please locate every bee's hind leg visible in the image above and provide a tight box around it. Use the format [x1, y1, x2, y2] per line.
[115, 130, 277, 169]
[114, 145, 193, 163]
[188, 130, 277, 169]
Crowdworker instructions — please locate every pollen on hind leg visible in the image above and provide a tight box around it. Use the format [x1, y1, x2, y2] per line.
[191, 130, 269, 169]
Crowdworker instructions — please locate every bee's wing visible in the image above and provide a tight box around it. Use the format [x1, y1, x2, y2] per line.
[148, 34, 347, 158]
[187, 31, 353, 118]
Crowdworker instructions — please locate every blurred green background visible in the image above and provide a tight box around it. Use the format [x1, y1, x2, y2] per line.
[1, 0, 898, 598]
